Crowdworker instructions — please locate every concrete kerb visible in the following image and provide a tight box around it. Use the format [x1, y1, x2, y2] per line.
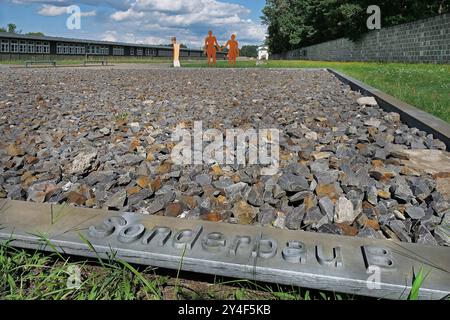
[0, 200, 449, 300]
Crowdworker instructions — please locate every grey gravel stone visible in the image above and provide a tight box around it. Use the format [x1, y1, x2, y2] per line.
[289, 191, 310, 203]
[247, 185, 264, 206]
[128, 189, 153, 206]
[414, 225, 438, 246]
[434, 213, 450, 246]
[146, 197, 166, 215]
[278, 173, 309, 192]
[391, 177, 414, 202]
[195, 173, 212, 187]
[367, 186, 378, 205]
[318, 196, 334, 221]
[104, 190, 127, 209]
[358, 227, 384, 239]
[405, 206, 426, 220]
[116, 154, 143, 166]
[1, 67, 448, 246]
[317, 223, 342, 235]
[272, 184, 286, 199]
[257, 204, 276, 226]
[388, 220, 412, 242]
[7, 185, 25, 200]
[285, 204, 306, 230]
[303, 207, 327, 229]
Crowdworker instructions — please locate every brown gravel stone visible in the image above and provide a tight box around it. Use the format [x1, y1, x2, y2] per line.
[66, 191, 87, 205]
[136, 176, 150, 188]
[165, 203, 182, 217]
[127, 186, 142, 196]
[182, 196, 197, 209]
[366, 219, 380, 231]
[315, 184, 338, 200]
[150, 177, 162, 192]
[336, 223, 358, 236]
[7, 144, 25, 157]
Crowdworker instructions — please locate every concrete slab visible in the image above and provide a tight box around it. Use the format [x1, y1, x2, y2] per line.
[1, 200, 449, 299]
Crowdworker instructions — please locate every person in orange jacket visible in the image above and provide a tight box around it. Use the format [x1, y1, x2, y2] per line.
[204, 30, 221, 66]
[223, 34, 239, 65]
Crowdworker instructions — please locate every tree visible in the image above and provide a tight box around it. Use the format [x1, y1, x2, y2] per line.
[26, 32, 45, 36]
[7, 23, 17, 34]
[0, 27, 6, 33]
[240, 45, 258, 57]
[262, 0, 450, 54]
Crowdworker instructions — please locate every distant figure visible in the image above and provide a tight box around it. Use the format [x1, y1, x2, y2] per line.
[204, 30, 221, 66]
[172, 36, 181, 68]
[223, 34, 239, 65]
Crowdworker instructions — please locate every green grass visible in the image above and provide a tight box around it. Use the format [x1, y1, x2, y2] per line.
[0, 241, 358, 300]
[184, 60, 450, 123]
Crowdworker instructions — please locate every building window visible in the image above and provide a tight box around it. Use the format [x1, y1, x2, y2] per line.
[19, 41, 27, 53]
[1, 40, 9, 53]
[57, 43, 63, 54]
[43, 42, 50, 54]
[113, 47, 124, 55]
[27, 42, 35, 54]
[10, 40, 18, 53]
[130, 48, 134, 56]
[137, 48, 143, 56]
[70, 45, 76, 54]
[100, 47, 109, 55]
[145, 48, 155, 56]
[36, 42, 43, 53]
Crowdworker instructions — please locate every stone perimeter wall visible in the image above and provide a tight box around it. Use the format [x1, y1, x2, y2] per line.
[272, 14, 450, 63]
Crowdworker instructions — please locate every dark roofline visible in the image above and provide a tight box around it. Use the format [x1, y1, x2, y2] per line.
[0, 32, 201, 52]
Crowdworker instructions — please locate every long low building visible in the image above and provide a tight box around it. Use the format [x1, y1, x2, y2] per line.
[0, 32, 226, 61]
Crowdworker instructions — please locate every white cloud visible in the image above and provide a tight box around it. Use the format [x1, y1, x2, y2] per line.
[81, 11, 97, 17]
[37, 4, 96, 17]
[101, 30, 168, 46]
[37, 5, 67, 16]
[111, 8, 145, 21]
[12, 0, 130, 10]
[108, 0, 266, 46]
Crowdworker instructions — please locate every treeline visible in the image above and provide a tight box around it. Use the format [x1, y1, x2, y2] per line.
[0, 23, 44, 36]
[240, 45, 258, 57]
[262, 0, 449, 54]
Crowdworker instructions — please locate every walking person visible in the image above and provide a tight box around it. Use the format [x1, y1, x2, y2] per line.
[222, 34, 239, 65]
[204, 30, 221, 66]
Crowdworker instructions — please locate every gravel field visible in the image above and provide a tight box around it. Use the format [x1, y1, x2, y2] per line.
[0, 67, 449, 246]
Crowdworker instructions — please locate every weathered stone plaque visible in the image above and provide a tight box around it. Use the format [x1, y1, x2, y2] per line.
[0, 200, 449, 299]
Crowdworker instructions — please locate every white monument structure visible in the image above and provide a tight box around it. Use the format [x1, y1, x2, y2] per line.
[257, 45, 269, 60]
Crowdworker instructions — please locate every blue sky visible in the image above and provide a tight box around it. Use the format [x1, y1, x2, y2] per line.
[0, 0, 267, 48]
